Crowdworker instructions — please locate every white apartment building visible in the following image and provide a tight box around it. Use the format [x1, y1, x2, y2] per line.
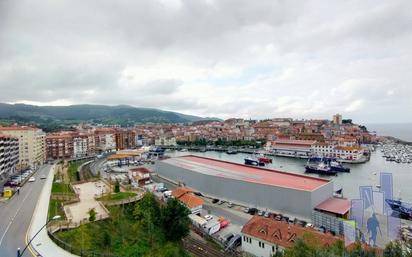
[0, 135, 19, 178]
[73, 133, 95, 158]
[155, 136, 177, 146]
[0, 126, 46, 170]
[94, 129, 116, 153]
[311, 143, 366, 163]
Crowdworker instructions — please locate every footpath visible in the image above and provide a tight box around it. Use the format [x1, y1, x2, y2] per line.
[27, 164, 78, 257]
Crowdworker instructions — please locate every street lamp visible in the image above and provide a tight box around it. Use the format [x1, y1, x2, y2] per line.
[17, 215, 61, 257]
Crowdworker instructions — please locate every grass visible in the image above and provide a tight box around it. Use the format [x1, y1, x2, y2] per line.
[51, 182, 75, 194]
[97, 192, 137, 201]
[54, 204, 190, 257]
[68, 160, 86, 182]
[48, 199, 66, 220]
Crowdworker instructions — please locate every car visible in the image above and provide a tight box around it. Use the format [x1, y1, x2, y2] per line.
[40, 175, 47, 179]
[193, 191, 203, 196]
[28, 177, 36, 182]
[248, 208, 258, 215]
[275, 215, 282, 221]
[264, 211, 271, 218]
[204, 215, 213, 221]
[212, 198, 219, 204]
[243, 207, 250, 213]
[227, 202, 234, 208]
[305, 223, 313, 228]
[218, 200, 225, 205]
[257, 210, 264, 216]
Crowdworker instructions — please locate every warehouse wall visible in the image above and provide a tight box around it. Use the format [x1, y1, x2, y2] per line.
[156, 161, 333, 219]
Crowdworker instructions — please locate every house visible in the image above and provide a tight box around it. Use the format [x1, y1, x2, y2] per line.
[129, 167, 152, 186]
[241, 216, 339, 257]
[171, 187, 204, 215]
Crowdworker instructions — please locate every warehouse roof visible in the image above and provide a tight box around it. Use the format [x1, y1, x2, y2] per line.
[161, 155, 330, 191]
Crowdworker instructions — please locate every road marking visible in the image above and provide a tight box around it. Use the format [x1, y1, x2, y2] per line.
[0, 183, 35, 247]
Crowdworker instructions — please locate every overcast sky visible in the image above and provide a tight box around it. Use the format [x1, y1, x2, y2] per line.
[1, 0, 411, 122]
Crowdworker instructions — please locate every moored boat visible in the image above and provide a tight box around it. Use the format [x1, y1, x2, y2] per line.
[244, 157, 265, 166]
[305, 162, 337, 176]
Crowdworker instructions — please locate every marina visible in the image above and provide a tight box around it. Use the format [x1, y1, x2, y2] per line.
[167, 146, 412, 202]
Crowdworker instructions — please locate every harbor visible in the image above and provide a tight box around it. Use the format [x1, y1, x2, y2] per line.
[166, 146, 412, 202]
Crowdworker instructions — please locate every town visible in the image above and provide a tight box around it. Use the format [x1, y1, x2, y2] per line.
[1, 114, 411, 257]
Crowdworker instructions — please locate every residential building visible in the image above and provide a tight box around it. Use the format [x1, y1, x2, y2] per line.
[154, 136, 177, 146]
[46, 133, 74, 160]
[241, 216, 339, 257]
[115, 129, 136, 150]
[0, 126, 46, 169]
[94, 128, 116, 153]
[311, 143, 366, 163]
[0, 135, 19, 178]
[171, 187, 204, 215]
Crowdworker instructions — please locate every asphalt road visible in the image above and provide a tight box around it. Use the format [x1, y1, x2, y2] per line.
[0, 165, 52, 257]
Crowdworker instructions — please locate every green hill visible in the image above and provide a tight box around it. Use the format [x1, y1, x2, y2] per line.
[0, 103, 218, 131]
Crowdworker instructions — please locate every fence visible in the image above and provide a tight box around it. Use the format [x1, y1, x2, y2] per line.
[47, 229, 124, 257]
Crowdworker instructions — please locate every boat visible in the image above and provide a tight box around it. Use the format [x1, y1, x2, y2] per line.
[385, 199, 412, 220]
[305, 162, 338, 176]
[328, 159, 350, 173]
[226, 147, 237, 154]
[307, 157, 350, 173]
[244, 157, 265, 166]
[257, 156, 272, 164]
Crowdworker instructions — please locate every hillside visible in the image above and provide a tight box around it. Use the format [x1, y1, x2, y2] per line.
[0, 103, 218, 131]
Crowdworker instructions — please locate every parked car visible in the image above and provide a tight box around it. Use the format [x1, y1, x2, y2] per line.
[218, 200, 225, 205]
[227, 202, 234, 208]
[40, 175, 47, 180]
[28, 177, 36, 182]
[204, 215, 213, 221]
[264, 211, 271, 218]
[193, 191, 203, 196]
[247, 208, 258, 215]
[243, 207, 250, 213]
[257, 210, 264, 216]
[212, 198, 219, 204]
[275, 215, 282, 221]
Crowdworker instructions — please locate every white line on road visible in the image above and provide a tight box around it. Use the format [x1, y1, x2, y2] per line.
[0, 182, 36, 247]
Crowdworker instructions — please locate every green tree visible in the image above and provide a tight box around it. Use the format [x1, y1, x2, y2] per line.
[114, 179, 120, 193]
[88, 208, 96, 222]
[133, 193, 162, 246]
[160, 198, 191, 242]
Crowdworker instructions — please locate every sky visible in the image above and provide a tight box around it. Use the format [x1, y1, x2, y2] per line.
[0, 0, 411, 123]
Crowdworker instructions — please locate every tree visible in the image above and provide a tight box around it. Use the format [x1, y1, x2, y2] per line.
[160, 198, 191, 242]
[88, 208, 96, 222]
[114, 179, 120, 193]
[133, 193, 162, 246]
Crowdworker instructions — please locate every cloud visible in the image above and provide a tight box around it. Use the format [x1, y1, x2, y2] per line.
[1, 0, 411, 122]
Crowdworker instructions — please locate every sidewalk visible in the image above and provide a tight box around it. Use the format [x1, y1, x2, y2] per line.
[27, 165, 78, 257]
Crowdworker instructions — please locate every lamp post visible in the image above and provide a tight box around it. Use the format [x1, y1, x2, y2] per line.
[17, 215, 61, 257]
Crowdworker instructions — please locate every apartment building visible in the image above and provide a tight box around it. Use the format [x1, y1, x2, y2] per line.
[0, 126, 46, 170]
[46, 132, 95, 160]
[46, 133, 74, 160]
[94, 128, 116, 153]
[0, 135, 19, 178]
[115, 129, 136, 150]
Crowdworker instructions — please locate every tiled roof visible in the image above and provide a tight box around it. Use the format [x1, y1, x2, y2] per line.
[171, 187, 194, 199]
[178, 194, 204, 208]
[315, 197, 351, 215]
[241, 216, 339, 249]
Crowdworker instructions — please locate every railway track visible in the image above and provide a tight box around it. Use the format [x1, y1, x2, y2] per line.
[183, 236, 229, 257]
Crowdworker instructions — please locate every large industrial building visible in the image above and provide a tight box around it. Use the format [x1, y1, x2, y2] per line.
[156, 155, 334, 219]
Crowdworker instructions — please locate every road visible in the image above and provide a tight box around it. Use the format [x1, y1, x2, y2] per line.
[0, 165, 52, 257]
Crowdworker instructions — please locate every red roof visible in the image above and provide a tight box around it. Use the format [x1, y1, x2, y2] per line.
[129, 167, 152, 174]
[165, 155, 330, 192]
[171, 187, 203, 208]
[315, 197, 351, 215]
[241, 216, 340, 248]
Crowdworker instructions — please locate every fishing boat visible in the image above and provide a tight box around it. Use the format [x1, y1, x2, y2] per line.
[385, 199, 412, 220]
[244, 157, 265, 166]
[257, 155, 272, 164]
[226, 147, 237, 154]
[305, 162, 338, 176]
